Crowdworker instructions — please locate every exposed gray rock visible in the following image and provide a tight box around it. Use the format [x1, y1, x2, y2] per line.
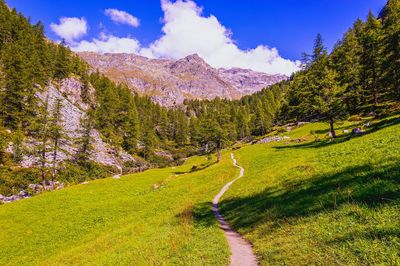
[6, 78, 136, 171]
[1, 191, 31, 203]
[352, 127, 365, 135]
[257, 136, 285, 144]
[79, 52, 287, 106]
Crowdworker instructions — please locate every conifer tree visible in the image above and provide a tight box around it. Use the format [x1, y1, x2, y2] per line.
[200, 119, 226, 162]
[12, 126, 24, 163]
[49, 98, 64, 189]
[315, 67, 346, 138]
[54, 40, 71, 80]
[189, 117, 201, 146]
[360, 12, 383, 106]
[32, 95, 50, 188]
[174, 111, 189, 146]
[331, 27, 362, 113]
[75, 110, 94, 164]
[381, 0, 400, 99]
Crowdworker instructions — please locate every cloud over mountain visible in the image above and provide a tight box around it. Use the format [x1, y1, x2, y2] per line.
[68, 0, 300, 75]
[141, 0, 299, 75]
[73, 33, 141, 53]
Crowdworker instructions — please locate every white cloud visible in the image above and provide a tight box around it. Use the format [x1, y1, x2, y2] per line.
[50, 17, 88, 43]
[69, 0, 299, 75]
[141, 0, 300, 75]
[105, 8, 140, 27]
[72, 33, 141, 54]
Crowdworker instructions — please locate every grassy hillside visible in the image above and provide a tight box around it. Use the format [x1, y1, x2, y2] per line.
[1, 117, 399, 265]
[0, 155, 235, 265]
[220, 118, 400, 265]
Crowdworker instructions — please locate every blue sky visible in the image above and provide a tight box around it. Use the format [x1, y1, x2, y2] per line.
[6, 0, 387, 75]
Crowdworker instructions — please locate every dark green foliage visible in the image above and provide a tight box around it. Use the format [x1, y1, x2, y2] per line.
[283, 2, 400, 123]
[0, 1, 89, 129]
[75, 111, 94, 164]
[380, 0, 400, 100]
[185, 81, 286, 145]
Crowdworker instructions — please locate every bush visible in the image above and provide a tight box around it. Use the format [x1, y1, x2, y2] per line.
[277, 127, 287, 133]
[348, 115, 363, 122]
[58, 161, 115, 183]
[0, 167, 40, 196]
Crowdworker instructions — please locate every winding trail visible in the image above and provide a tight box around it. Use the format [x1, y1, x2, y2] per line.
[212, 153, 258, 266]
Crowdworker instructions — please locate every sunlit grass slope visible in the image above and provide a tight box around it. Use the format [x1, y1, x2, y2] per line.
[221, 119, 400, 265]
[0, 155, 235, 265]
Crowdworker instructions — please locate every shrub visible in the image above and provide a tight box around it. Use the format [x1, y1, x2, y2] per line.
[348, 115, 363, 122]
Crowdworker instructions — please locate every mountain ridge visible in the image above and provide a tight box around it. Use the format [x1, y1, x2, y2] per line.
[79, 52, 287, 106]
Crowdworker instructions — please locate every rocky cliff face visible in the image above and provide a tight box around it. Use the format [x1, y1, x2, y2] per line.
[79, 52, 287, 106]
[14, 78, 135, 172]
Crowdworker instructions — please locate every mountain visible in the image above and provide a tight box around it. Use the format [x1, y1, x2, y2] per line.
[79, 52, 287, 106]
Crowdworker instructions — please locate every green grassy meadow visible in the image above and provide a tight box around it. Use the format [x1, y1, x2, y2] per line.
[221, 118, 400, 265]
[0, 155, 233, 265]
[1, 117, 399, 265]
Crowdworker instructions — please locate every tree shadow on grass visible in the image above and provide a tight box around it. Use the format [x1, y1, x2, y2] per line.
[173, 161, 218, 175]
[326, 227, 400, 245]
[276, 116, 400, 150]
[188, 162, 399, 236]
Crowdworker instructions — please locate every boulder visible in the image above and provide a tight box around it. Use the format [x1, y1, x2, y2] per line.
[257, 136, 284, 144]
[352, 127, 364, 135]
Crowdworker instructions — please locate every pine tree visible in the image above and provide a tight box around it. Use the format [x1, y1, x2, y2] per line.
[54, 40, 71, 80]
[174, 111, 189, 146]
[189, 117, 201, 146]
[315, 67, 346, 138]
[312, 33, 326, 62]
[236, 107, 250, 139]
[49, 98, 64, 189]
[141, 124, 157, 161]
[360, 12, 383, 106]
[12, 126, 24, 163]
[75, 110, 94, 164]
[200, 119, 226, 162]
[331, 27, 363, 114]
[80, 73, 91, 104]
[381, 0, 400, 99]
[32, 95, 51, 188]
[0, 119, 8, 165]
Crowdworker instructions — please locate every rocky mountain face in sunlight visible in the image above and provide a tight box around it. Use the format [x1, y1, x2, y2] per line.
[79, 52, 287, 106]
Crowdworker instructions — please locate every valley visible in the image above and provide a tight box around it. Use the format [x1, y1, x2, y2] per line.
[1, 118, 399, 265]
[0, 0, 399, 265]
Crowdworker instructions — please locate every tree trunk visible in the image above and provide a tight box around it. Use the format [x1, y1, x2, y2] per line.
[329, 117, 336, 138]
[41, 150, 46, 189]
[51, 138, 58, 190]
[217, 148, 222, 162]
[41, 168, 46, 188]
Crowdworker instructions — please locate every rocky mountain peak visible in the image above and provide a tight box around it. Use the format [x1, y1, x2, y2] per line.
[183, 53, 207, 64]
[79, 52, 288, 106]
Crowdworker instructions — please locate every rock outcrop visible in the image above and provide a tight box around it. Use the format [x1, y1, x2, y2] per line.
[79, 52, 287, 106]
[10, 78, 135, 172]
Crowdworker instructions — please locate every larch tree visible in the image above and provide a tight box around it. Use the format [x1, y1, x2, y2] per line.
[315, 67, 346, 138]
[360, 11, 383, 106]
[381, 0, 400, 100]
[75, 110, 94, 164]
[49, 98, 64, 190]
